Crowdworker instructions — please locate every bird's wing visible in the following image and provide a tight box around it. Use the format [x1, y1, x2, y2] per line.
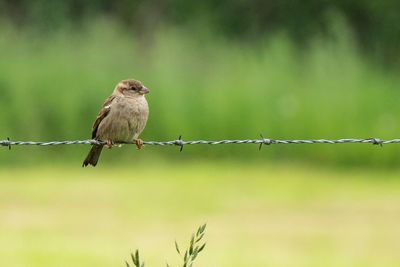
[92, 95, 116, 139]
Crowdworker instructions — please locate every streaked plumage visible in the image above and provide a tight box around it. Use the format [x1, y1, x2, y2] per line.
[82, 79, 150, 167]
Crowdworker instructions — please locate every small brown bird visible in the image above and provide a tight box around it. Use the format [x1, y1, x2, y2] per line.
[82, 79, 150, 167]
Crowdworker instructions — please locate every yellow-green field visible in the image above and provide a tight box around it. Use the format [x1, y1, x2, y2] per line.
[1, 162, 400, 267]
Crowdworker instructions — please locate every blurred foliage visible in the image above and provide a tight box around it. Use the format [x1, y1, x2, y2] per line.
[0, 0, 400, 64]
[0, 2, 399, 167]
[0, 19, 399, 167]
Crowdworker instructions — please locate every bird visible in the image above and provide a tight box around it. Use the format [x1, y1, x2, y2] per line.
[82, 79, 150, 167]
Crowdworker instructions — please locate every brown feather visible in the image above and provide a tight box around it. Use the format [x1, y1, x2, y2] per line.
[82, 145, 103, 167]
[92, 95, 116, 139]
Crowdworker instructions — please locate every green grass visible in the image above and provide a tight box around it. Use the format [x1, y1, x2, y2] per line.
[1, 162, 400, 267]
[1, 19, 400, 166]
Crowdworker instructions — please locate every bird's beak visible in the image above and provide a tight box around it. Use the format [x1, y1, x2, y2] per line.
[140, 87, 150, 95]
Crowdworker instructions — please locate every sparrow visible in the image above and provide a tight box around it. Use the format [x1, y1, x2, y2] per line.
[82, 79, 150, 167]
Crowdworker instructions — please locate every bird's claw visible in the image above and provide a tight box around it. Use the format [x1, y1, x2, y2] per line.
[106, 139, 114, 149]
[135, 139, 144, 150]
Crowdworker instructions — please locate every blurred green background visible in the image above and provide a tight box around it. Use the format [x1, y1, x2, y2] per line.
[1, 1, 400, 267]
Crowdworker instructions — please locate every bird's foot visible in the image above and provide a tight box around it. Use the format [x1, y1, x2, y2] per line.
[106, 139, 114, 149]
[135, 139, 144, 150]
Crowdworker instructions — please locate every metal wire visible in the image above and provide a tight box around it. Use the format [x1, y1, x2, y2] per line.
[0, 137, 397, 150]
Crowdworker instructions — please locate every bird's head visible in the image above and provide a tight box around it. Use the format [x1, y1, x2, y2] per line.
[115, 79, 150, 97]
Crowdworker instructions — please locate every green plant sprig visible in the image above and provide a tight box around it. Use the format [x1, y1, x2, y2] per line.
[173, 224, 207, 267]
[126, 224, 207, 267]
[126, 250, 144, 267]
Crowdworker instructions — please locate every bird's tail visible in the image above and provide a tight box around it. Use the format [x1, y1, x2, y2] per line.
[82, 145, 103, 167]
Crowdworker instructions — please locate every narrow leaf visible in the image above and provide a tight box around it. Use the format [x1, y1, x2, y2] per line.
[190, 234, 194, 247]
[198, 243, 206, 253]
[175, 240, 181, 255]
[200, 224, 207, 233]
[189, 234, 194, 254]
[131, 253, 137, 266]
[135, 250, 140, 266]
[195, 233, 204, 243]
[191, 250, 198, 260]
[196, 226, 202, 236]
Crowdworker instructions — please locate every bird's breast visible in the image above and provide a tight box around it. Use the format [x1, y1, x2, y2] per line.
[96, 96, 148, 142]
[118, 97, 149, 138]
[119, 97, 148, 120]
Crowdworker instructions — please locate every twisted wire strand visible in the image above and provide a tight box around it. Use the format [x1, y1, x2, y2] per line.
[1, 137, 398, 149]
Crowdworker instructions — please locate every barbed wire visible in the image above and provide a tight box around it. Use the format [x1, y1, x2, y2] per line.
[0, 136, 397, 151]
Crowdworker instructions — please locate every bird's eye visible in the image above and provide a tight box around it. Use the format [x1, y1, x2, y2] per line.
[130, 87, 136, 91]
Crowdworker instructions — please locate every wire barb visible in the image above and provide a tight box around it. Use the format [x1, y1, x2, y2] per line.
[259, 134, 273, 150]
[174, 135, 184, 152]
[368, 138, 383, 147]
